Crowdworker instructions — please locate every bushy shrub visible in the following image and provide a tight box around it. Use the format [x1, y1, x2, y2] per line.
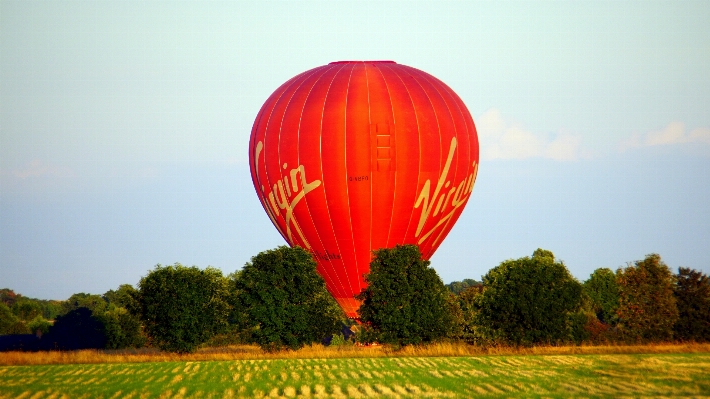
[473, 249, 583, 346]
[235, 246, 342, 351]
[97, 307, 146, 349]
[674, 267, 710, 342]
[356, 245, 456, 347]
[62, 293, 108, 316]
[27, 315, 52, 337]
[616, 254, 678, 343]
[137, 263, 230, 353]
[583, 268, 620, 325]
[44, 308, 106, 350]
[456, 286, 483, 343]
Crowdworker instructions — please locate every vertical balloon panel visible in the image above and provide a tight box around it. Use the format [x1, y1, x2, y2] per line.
[249, 61, 479, 318]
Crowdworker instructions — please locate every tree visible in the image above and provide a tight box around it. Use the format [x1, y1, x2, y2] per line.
[446, 279, 482, 295]
[616, 254, 678, 342]
[40, 300, 63, 320]
[356, 245, 456, 346]
[137, 263, 230, 353]
[100, 284, 145, 349]
[44, 308, 106, 350]
[12, 300, 43, 321]
[27, 315, 52, 338]
[674, 267, 710, 342]
[0, 289, 20, 307]
[103, 284, 140, 311]
[62, 293, 108, 315]
[457, 285, 484, 343]
[583, 268, 620, 325]
[1, 289, 61, 321]
[0, 303, 19, 335]
[473, 249, 583, 346]
[235, 246, 342, 351]
[97, 307, 146, 349]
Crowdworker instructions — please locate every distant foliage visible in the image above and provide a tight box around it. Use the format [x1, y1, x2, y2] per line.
[27, 316, 52, 337]
[456, 286, 483, 343]
[583, 268, 620, 325]
[674, 267, 710, 342]
[473, 249, 583, 346]
[138, 263, 230, 353]
[62, 293, 108, 316]
[235, 246, 342, 351]
[616, 254, 678, 343]
[446, 279, 482, 295]
[103, 284, 140, 312]
[1, 289, 62, 321]
[356, 245, 456, 346]
[0, 303, 19, 335]
[0, 289, 20, 307]
[97, 307, 146, 350]
[11, 300, 43, 322]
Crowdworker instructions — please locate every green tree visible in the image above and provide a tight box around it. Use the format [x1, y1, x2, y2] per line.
[39, 300, 63, 320]
[62, 293, 108, 315]
[27, 315, 52, 337]
[11, 300, 43, 321]
[0, 303, 20, 335]
[457, 285, 483, 343]
[583, 268, 620, 325]
[1, 289, 61, 321]
[0, 289, 20, 307]
[103, 284, 140, 311]
[674, 267, 710, 342]
[97, 307, 146, 349]
[235, 246, 342, 351]
[616, 254, 678, 342]
[473, 249, 583, 346]
[137, 263, 230, 353]
[356, 245, 456, 346]
[99, 284, 146, 349]
[446, 279, 482, 295]
[45, 308, 106, 350]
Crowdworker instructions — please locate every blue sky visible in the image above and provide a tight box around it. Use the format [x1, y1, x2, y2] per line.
[1, 1, 708, 300]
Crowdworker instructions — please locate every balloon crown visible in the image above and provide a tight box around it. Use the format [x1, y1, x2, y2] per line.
[329, 60, 396, 64]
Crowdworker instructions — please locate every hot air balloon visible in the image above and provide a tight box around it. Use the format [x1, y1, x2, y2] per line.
[249, 61, 479, 318]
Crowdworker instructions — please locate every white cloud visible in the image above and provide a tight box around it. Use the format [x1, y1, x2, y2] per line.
[619, 122, 710, 151]
[3, 160, 73, 179]
[475, 108, 586, 161]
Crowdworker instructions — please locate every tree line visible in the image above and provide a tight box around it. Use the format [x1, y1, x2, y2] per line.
[1, 245, 708, 352]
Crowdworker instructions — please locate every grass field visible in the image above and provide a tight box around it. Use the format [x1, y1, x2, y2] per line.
[1, 352, 709, 398]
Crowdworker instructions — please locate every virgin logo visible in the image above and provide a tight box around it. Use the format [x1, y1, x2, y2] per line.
[253, 141, 321, 249]
[414, 137, 478, 246]
[253, 136, 477, 250]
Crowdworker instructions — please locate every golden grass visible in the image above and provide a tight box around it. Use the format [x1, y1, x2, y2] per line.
[1, 342, 709, 366]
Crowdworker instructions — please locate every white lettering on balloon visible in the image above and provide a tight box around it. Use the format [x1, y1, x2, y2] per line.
[254, 136, 476, 251]
[414, 137, 478, 246]
[254, 141, 321, 248]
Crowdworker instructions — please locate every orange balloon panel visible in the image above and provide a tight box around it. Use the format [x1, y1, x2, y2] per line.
[249, 61, 479, 318]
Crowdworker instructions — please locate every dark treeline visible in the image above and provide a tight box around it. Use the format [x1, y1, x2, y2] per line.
[446, 250, 709, 346]
[0, 285, 145, 351]
[1, 246, 709, 352]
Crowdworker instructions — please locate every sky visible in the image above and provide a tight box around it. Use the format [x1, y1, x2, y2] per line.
[1, 1, 709, 301]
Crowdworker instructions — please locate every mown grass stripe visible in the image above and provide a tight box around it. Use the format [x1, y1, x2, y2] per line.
[2, 353, 710, 398]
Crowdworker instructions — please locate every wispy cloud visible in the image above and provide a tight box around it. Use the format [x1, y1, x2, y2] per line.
[619, 122, 710, 151]
[1, 160, 73, 180]
[475, 108, 587, 161]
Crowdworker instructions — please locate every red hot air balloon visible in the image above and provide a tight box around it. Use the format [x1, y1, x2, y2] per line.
[249, 61, 479, 318]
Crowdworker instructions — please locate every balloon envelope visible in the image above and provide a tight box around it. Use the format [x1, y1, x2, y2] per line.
[249, 61, 479, 318]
